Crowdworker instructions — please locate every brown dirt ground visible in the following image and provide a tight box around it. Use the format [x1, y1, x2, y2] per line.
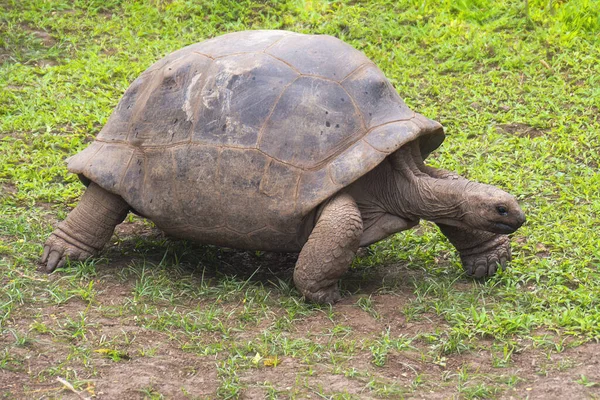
[496, 123, 545, 139]
[2, 294, 598, 399]
[2, 295, 599, 399]
[1, 220, 599, 399]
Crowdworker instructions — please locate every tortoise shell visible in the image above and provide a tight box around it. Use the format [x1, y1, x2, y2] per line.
[68, 30, 444, 251]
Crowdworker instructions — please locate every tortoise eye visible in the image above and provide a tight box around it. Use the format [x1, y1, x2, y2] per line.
[496, 205, 508, 216]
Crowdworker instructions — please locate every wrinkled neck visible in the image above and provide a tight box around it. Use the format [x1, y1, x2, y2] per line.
[402, 175, 473, 221]
[380, 159, 472, 222]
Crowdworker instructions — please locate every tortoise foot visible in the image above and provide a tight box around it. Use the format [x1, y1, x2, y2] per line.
[301, 285, 342, 304]
[461, 235, 511, 278]
[40, 183, 129, 273]
[40, 232, 96, 272]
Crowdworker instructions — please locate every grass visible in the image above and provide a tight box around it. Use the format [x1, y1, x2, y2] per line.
[1, 0, 599, 398]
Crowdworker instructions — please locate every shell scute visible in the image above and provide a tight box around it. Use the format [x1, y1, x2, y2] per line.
[172, 145, 222, 228]
[259, 76, 363, 169]
[137, 148, 184, 228]
[259, 160, 301, 233]
[118, 151, 145, 210]
[129, 53, 211, 146]
[328, 139, 385, 187]
[218, 149, 269, 234]
[67, 142, 133, 193]
[191, 53, 298, 148]
[98, 73, 151, 142]
[363, 121, 422, 153]
[342, 65, 414, 128]
[192, 30, 290, 58]
[267, 34, 370, 81]
[259, 160, 301, 201]
[296, 168, 342, 215]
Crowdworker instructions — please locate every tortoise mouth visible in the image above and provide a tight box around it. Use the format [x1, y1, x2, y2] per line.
[490, 221, 525, 235]
[489, 210, 526, 234]
[490, 222, 520, 234]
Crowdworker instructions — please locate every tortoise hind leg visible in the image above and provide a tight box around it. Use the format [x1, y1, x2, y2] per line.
[294, 193, 363, 304]
[41, 182, 129, 272]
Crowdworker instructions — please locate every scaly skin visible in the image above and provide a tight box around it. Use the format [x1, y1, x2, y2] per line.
[417, 160, 513, 277]
[41, 183, 129, 272]
[347, 140, 523, 283]
[294, 193, 363, 304]
[437, 224, 511, 277]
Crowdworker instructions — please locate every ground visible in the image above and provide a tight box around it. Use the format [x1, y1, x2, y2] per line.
[1, 0, 600, 399]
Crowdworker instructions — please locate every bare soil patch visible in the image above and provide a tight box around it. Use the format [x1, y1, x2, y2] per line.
[30, 30, 56, 47]
[502, 342, 600, 399]
[496, 123, 545, 138]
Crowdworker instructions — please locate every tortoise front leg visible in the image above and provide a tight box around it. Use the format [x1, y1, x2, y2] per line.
[294, 193, 363, 304]
[41, 182, 129, 272]
[436, 224, 511, 278]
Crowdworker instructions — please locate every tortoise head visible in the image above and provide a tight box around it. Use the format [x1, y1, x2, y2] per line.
[383, 144, 525, 235]
[459, 183, 526, 234]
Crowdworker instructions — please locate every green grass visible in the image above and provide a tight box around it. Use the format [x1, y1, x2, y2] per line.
[1, 0, 599, 398]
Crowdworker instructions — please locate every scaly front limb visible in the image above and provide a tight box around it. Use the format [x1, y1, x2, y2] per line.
[437, 223, 510, 278]
[294, 193, 363, 304]
[41, 182, 129, 272]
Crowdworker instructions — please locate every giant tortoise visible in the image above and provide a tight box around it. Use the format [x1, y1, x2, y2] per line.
[41, 30, 525, 303]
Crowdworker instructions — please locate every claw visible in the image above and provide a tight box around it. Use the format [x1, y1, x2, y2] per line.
[55, 257, 67, 271]
[41, 246, 50, 264]
[45, 251, 62, 273]
[473, 261, 488, 278]
[304, 285, 341, 304]
[461, 235, 512, 279]
[488, 256, 499, 275]
[40, 233, 96, 273]
[499, 255, 508, 267]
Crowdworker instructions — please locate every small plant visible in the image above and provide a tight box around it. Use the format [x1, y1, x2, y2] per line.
[94, 348, 131, 362]
[576, 375, 600, 388]
[356, 296, 380, 320]
[7, 329, 34, 347]
[491, 343, 515, 368]
[137, 385, 165, 399]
